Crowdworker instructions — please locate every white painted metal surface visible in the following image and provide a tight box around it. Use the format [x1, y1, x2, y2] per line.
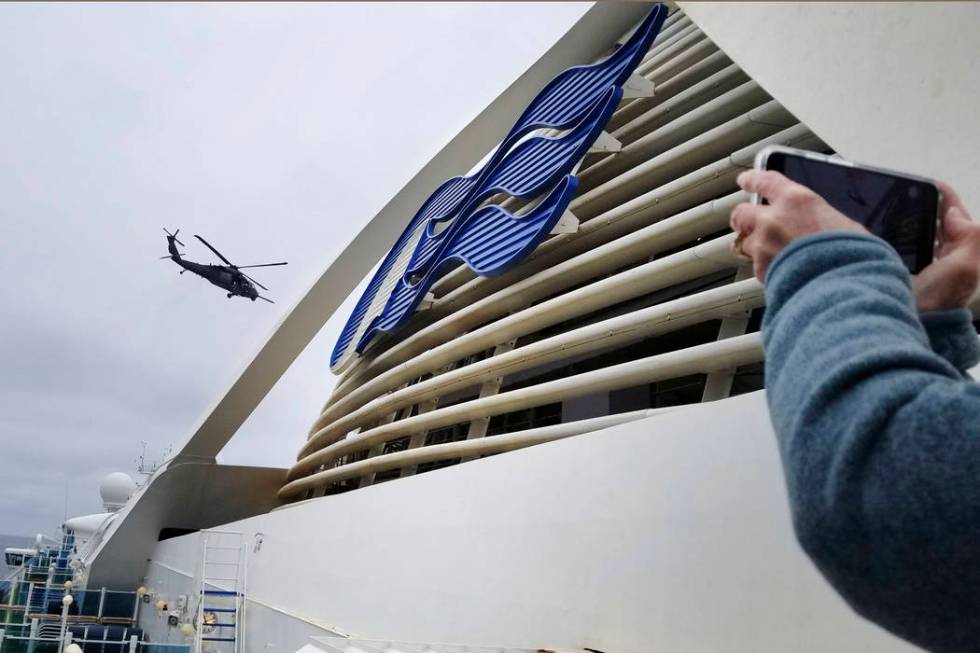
[678, 1, 980, 210]
[148, 393, 920, 652]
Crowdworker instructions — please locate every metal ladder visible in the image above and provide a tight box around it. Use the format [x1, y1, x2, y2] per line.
[196, 530, 247, 653]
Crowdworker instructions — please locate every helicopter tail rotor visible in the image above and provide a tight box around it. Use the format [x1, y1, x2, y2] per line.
[163, 227, 185, 247]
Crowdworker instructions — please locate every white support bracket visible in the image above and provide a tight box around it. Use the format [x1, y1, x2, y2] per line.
[417, 291, 436, 310]
[550, 210, 580, 235]
[622, 72, 656, 99]
[701, 264, 755, 402]
[588, 130, 622, 154]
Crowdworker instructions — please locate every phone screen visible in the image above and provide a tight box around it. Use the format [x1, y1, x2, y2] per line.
[766, 152, 939, 273]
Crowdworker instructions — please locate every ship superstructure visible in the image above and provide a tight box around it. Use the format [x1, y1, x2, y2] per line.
[7, 3, 979, 653]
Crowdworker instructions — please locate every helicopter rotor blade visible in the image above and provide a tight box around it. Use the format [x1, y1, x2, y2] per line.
[194, 234, 234, 266]
[256, 295, 275, 304]
[242, 273, 269, 292]
[235, 262, 288, 269]
[163, 227, 185, 247]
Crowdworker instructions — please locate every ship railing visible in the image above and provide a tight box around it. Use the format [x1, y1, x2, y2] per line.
[28, 589, 140, 623]
[0, 627, 191, 653]
[0, 584, 140, 629]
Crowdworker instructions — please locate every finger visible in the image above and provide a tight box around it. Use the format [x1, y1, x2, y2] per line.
[752, 248, 768, 283]
[736, 169, 801, 203]
[938, 181, 971, 221]
[749, 234, 786, 284]
[944, 204, 971, 235]
[730, 235, 752, 263]
[730, 202, 763, 235]
[738, 225, 770, 262]
[942, 205, 980, 250]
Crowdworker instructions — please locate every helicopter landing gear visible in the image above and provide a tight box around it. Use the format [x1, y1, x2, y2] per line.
[251, 297, 256, 301]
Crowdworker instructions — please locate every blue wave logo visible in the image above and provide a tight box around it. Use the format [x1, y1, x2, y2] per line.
[331, 4, 668, 373]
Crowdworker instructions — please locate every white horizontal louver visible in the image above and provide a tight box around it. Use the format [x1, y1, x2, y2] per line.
[281, 8, 826, 501]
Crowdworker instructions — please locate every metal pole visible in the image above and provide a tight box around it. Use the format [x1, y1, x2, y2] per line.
[128, 635, 138, 653]
[97, 587, 106, 620]
[240, 541, 248, 653]
[197, 533, 207, 653]
[57, 596, 70, 653]
[23, 584, 33, 624]
[26, 618, 38, 653]
[43, 572, 52, 616]
[131, 591, 140, 623]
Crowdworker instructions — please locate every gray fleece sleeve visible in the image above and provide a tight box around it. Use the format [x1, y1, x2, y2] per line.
[761, 231, 980, 653]
[920, 308, 980, 373]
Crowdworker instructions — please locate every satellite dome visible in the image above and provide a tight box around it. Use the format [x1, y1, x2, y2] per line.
[100, 472, 136, 511]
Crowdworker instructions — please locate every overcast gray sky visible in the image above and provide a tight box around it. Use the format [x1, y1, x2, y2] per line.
[0, 2, 588, 536]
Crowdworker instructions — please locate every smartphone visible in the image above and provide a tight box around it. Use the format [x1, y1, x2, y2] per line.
[753, 145, 942, 273]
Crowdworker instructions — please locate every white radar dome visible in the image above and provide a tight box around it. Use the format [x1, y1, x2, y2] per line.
[100, 472, 136, 511]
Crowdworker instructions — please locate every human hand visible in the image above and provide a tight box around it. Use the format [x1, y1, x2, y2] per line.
[911, 182, 980, 313]
[730, 170, 867, 282]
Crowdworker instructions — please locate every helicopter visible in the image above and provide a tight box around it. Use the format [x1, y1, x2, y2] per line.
[162, 228, 287, 303]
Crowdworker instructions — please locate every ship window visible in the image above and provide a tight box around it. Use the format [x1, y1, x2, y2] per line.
[373, 469, 401, 483]
[486, 318, 725, 425]
[486, 402, 562, 436]
[746, 306, 765, 334]
[607, 373, 708, 413]
[413, 423, 471, 474]
[730, 362, 765, 396]
[382, 436, 410, 454]
[416, 459, 460, 474]
[451, 346, 494, 371]
[650, 374, 707, 407]
[324, 478, 359, 496]
[424, 423, 469, 447]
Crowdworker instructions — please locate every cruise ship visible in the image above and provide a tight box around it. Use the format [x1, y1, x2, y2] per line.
[3, 3, 978, 652]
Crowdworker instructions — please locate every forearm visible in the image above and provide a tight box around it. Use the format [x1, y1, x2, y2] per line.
[762, 232, 980, 652]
